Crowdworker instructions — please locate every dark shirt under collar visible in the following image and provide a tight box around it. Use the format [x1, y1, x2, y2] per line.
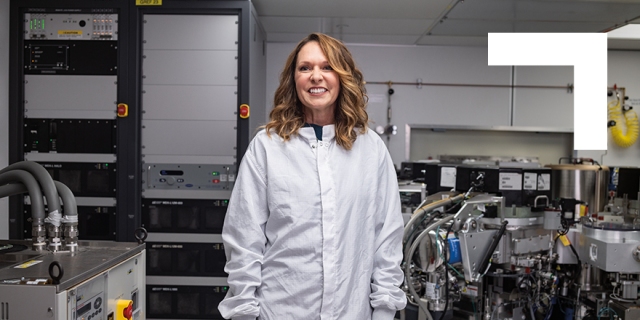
[304, 123, 323, 141]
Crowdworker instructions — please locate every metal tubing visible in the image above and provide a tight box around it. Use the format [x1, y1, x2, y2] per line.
[365, 80, 573, 91]
[54, 181, 79, 252]
[404, 194, 463, 244]
[405, 215, 456, 320]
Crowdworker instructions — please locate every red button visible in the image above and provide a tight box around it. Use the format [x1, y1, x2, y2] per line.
[123, 301, 133, 319]
[239, 104, 250, 119]
[117, 103, 128, 117]
[213, 179, 220, 184]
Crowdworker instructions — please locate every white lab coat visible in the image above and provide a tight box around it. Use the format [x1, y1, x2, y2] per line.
[219, 125, 407, 320]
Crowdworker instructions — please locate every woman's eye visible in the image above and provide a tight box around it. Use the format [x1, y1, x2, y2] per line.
[323, 66, 333, 71]
[299, 66, 310, 71]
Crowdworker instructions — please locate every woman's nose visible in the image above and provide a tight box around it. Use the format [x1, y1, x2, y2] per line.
[310, 67, 322, 82]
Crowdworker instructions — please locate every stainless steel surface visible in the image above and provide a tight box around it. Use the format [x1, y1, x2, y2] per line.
[543, 210, 563, 230]
[512, 233, 551, 255]
[407, 124, 574, 133]
[546, 163, 610, 213]
[0, 240, 145, 293]
[579, 227, 640, 273]
[609, 300, 640, 320]
[458, 225, 496, 281]
[621, 280, 640, 299]
[582, 224, 640, 241]
[24, 75, 117, 120]
[0, 240, 145, 320]
[555, 229, 579, 264]
[493, 227, 550, 264]
[0, 250, 42, 269]
[404, 124, 573, 161]
[484, 216, 544, 229]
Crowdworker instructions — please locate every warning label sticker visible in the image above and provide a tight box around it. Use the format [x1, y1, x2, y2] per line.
[499, 172, 522, 190]
[14, 260, 43, 269]
[523, 172, 537, 190]
[58, 30, 83, 39]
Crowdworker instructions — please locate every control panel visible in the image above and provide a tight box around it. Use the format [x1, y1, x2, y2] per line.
[24, 119, 116, 154]
[25, 13, 118, 41]
[71, 272, 106, 320]
[143, 164, 236, 191]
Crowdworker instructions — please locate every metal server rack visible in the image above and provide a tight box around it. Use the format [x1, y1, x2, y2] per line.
[8, 0, 134, 242]
[10, 0, 266, 318]
[131, 1, 265, 319]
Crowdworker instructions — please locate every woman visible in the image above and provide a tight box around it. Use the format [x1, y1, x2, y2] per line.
[219, 33, 406, 320]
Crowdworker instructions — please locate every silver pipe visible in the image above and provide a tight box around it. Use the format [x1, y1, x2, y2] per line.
[0, 161, 61, 213]
[54, 181, 78, 252]
[0, 170, 46, 250]
[575, 287, 581, 320]
[404, 194, 463, 244]
[365, 80, 573, 90]
[405, 215, 456, 320]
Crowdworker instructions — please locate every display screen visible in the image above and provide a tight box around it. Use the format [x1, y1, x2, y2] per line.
[28, 44, 68, 70]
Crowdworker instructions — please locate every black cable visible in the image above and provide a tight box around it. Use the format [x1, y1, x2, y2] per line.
[445, 201, 462, 214]
[568, 243, 582, 281]
[557, 218, 570, 235]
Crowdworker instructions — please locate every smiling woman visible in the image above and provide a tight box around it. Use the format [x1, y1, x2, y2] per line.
[294, 41, 340, 125]
[218, 33, 407, 320]
[265, 32, 369, 151]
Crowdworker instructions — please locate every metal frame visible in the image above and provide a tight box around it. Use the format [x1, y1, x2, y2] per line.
[404, 123, 575, 161]
[9, 0, 131, 240]
[9, 0, 256, 242]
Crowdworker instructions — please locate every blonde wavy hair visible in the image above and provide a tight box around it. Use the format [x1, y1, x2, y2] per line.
[265, 33, 368, 150]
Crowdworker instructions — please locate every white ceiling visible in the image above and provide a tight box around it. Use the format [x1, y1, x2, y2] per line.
[252, 0, 640, 48]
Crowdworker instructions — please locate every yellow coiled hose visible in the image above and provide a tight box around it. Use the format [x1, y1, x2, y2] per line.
[608, 99, 639, 148]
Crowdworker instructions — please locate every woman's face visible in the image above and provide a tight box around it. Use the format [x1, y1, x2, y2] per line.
[295, 41, 340, 118]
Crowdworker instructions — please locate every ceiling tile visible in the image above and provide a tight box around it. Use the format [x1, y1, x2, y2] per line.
[252, 0, 453, 19]
[253, 0, 640, 47]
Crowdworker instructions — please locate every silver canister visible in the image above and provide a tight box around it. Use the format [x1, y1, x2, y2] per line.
[545, 163, 609, 214]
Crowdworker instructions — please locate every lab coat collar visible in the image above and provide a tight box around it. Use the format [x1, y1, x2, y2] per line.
[300, 124, 336, 142]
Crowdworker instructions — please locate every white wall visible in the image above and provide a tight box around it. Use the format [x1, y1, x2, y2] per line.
[266, 42, 577, 168]
[578, 50, 640, 167]
[0, 0, 9, 239]
[1, 8, 639, 237]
